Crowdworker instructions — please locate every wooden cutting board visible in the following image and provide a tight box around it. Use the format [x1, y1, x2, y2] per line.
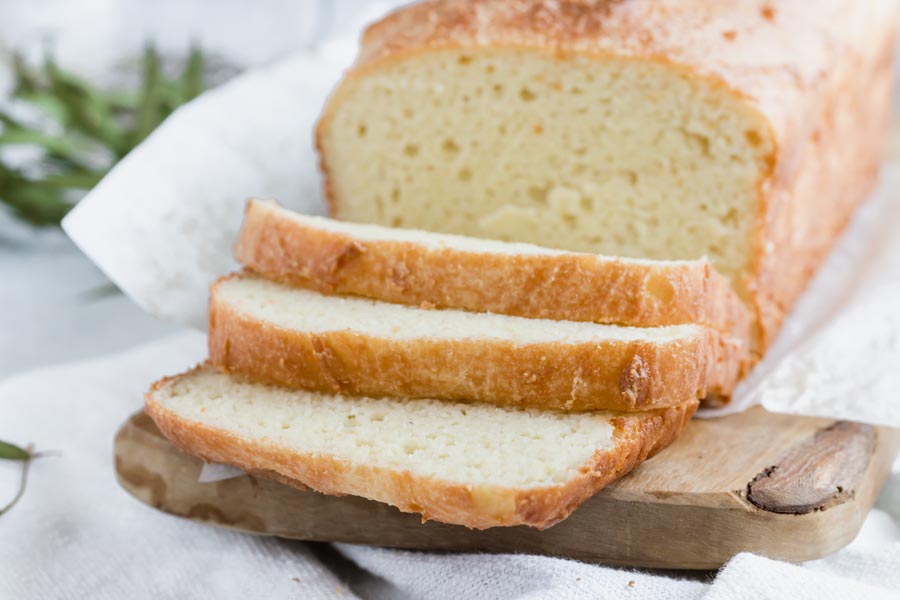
[115, 407, 899, 570]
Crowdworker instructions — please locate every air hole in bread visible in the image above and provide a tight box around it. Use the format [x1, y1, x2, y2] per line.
[442, 138, 460, 154]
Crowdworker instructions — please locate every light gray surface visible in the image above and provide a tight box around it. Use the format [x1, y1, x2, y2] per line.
[0, 225, 178, 379]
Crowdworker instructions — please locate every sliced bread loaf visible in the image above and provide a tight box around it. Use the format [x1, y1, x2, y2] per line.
[208, 274, 745, 411]
[236, 200, 752, 351]
[316, 0, 898, 349]
[146, 365, 698, 529]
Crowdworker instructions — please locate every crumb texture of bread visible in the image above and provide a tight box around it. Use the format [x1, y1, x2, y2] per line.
[217, 273, 699, 344]
[208, 275, 743, 410]
[145, 366, 698, 529]
[317, 0, 899, 348]
[236, 200, 754, 351]
[322, 50, 766, 287]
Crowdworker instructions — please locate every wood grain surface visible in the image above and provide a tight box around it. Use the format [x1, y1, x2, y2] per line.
[115, 407, 900, 569]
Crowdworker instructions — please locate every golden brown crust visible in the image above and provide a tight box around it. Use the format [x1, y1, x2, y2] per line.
[208, 275, 744, 410]
[746, 16, 897, 344]
[236, 200, 754, 355]
[145, 367, 698, 529]
[316, 0, 899, 351]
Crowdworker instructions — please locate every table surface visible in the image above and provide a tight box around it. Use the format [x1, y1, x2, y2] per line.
[0, 227, 178, 380]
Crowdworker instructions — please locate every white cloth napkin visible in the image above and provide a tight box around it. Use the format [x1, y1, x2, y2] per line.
[1, 333, 899, 600]
[60, 42, 900, 428]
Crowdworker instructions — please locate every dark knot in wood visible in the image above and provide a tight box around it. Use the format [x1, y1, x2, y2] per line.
[746, 421, 876, 514]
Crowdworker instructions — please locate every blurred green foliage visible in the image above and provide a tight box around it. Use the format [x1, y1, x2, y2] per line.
[0, 45, 206, 226]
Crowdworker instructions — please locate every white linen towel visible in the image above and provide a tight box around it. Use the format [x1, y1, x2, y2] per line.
[1, 334, 899, 599]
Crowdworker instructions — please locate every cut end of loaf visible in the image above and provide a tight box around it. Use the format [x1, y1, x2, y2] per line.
[318, 50, 774, 298]
[145, 366, 696, 529]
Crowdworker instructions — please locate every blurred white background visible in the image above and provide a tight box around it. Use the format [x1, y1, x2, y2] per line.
[0, 0, 404, 378]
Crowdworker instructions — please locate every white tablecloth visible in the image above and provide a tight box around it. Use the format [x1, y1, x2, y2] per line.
[2, 332, 900, 600]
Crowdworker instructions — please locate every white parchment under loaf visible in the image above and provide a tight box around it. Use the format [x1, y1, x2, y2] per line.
[706, 164, 900, 425]
[63, 44, 900, 428]
[63, 43, 354, 329]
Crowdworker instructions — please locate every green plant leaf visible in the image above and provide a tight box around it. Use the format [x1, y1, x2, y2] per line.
[0, 440, 30, 460]
[180, 44, 205, 103]
[0, 442, 57, 517]
[15, 91, 70, 124]
[0, 126, 87, 161]
[81, 281, 121, 299]
[0, 112, 18, 129]
[106, 90, 141, 112]
[0, 458, 30, 517]
[130, 44, 166, 148]
[0, 168, 75, 225]
[40, 169, 104, 190]
[11, 53, 40, 96]
[45, 56, 128, 156]
[1, 45, 209, 227]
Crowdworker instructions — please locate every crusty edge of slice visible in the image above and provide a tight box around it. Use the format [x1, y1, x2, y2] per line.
[208, 275, 744, 410]
[235, 200, 756, 357]
[145, 366, 698, 530]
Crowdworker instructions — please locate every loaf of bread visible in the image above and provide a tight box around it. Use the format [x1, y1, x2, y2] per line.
[236, 200, 752, 349]
[146, 365, 697, 529]
[209, 274, 743, 411]
[316, 0, 899, 348]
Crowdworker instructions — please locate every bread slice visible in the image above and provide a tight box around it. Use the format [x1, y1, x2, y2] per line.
[208, 274, 744, 411]
[316, 0, 898, 350]
[236, 200, 752, 351]
[145, 365, 698, 529]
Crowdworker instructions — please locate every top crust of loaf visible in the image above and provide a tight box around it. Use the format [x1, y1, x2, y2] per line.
[350, 0, 898, 147]
[236, 200, 754, 351]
